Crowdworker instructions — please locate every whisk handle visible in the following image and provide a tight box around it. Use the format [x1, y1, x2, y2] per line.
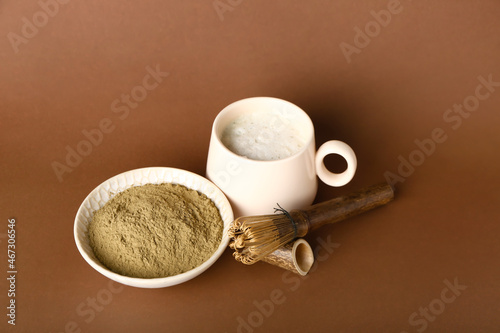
[292, 182, 394, 237]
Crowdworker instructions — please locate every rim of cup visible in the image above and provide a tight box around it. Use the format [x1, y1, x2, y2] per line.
[212, 96, 315, 164]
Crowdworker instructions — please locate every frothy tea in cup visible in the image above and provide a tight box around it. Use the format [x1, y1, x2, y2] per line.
[220, 109, 306, 161]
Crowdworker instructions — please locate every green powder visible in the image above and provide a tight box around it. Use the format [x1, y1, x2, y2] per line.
[88, 183, 224, 278]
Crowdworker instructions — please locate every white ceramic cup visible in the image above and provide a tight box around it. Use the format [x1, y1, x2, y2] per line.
[206, 97, 357, 217]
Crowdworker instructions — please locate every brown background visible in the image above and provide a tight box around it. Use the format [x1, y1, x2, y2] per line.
[1, 0, 499, 332]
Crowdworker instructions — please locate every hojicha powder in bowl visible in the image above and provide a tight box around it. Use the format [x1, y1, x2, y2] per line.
[88, 183, 223, 279]
[74, 167, 233, 288]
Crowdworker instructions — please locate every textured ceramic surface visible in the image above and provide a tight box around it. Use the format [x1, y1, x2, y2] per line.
[74, 167, 233, 288]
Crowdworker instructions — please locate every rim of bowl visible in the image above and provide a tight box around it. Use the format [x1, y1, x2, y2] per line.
[73, 167, 233, 288]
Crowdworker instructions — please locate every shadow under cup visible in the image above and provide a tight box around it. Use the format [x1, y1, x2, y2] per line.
[206, 97, 319, 217]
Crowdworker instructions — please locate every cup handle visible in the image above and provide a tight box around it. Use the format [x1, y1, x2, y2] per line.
[315, 140, 357, 187]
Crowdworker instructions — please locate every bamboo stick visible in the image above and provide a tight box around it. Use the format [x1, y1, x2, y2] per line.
[261, 238, 314, 276]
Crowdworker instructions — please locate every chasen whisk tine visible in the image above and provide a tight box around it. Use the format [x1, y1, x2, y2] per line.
[228, 210, 297, 265]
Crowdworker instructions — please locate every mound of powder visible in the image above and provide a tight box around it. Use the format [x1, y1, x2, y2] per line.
[88, 183, 224, 278]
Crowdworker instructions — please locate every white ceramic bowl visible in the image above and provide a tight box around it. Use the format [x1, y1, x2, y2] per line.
[74, 167, 233, 288]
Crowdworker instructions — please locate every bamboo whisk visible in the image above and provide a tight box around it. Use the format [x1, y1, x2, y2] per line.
[228, 183, 394, 265]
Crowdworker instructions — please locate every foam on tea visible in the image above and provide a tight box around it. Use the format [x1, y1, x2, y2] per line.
[220, 109, 305, 161]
